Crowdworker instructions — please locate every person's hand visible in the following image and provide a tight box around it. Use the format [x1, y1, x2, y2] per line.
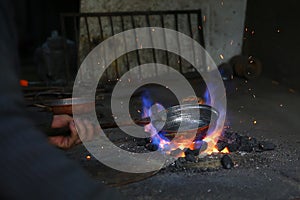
[48, 115, 96, 149]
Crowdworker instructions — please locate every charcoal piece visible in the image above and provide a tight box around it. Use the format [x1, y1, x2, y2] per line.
[254, 147, 263, 152]
[223, 131, 240, 141]
[146, 143, 159, 151]
[249, 137, 257, 146]
[136, 138, 148, 146]
[238, 136, 249, 145]
[240, 136, 257, 147]
[144, 137, 151, 144]
[216, 140, 227, 151]
[174, 160, 183, 168]
[192, 148, 200, 156]
[239, 145, 253, 152]
[184, 148, 200, 156]
[170, 148, 183, 157]
[177, 157, 186, 163]
[227, 143, 239, 152]
[222, 131, 234, 139]
[258, 141, 276, 151]
[221, 155, 234, 169]
[185, 154, 196, 162]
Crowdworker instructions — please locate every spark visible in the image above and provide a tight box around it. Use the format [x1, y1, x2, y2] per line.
[288, 88, 295, 93]
[86, 155, 91, 160]
[251, 30, 255, 35]
[253, 120, 257, 125]
[272, 80, 279, 85]
[220, 54, 224, 60]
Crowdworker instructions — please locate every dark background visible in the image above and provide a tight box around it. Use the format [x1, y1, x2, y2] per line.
[14, 0, 300, 89]
[243, 0, 300, 89]
[15, 0, 79, 67]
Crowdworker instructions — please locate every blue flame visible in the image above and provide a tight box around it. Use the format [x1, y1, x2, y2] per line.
[158, 131, 171, 142]
[151, 135, 161, 146]
[141, 91, 153, 117]
[203, 88, 211, 105]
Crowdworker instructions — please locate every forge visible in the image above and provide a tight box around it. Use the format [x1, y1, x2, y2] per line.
[14, 1, 300, 199]
[62, 77, 299, 200]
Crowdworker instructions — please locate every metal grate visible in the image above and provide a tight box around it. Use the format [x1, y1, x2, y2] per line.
[61, 10, 205, 83]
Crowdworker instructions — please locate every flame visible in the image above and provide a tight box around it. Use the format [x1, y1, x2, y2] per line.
[141, 88, 229, 157]
[221, 147, 230, 154]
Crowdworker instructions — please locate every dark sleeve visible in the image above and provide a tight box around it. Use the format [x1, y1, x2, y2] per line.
[26, 108, 53, 129]
[0, 1, 123, 199]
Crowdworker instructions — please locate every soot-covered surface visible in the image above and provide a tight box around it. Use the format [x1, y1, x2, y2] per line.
[66, 77, 299, 200]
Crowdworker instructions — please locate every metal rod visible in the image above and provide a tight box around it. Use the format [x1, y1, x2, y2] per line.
[197, 12, 206, 70]
[62, 10, 203, 17]
[73, 16, 80, 72]
[97, 16, 109, 82]
[120, 16, 130, 71]
[160, 14, 170, 73]
[130, 15, 142, 78]
[60, 14, 71, 84]
[188, 13, 196, 70]
[174, 14, 182, 73]
[197, 12, 205, 48]
[109, 16, 119, 79]
[145, 14, 158, 76]
[84, 16, 92, 50]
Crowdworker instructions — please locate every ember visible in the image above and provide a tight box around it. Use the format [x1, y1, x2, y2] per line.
[86, 155, 91, 160]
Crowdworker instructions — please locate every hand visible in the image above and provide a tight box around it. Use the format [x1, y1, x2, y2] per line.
[48, 115, 96, 149]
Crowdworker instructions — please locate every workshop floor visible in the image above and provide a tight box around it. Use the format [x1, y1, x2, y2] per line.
[66, 77, 300, 200]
